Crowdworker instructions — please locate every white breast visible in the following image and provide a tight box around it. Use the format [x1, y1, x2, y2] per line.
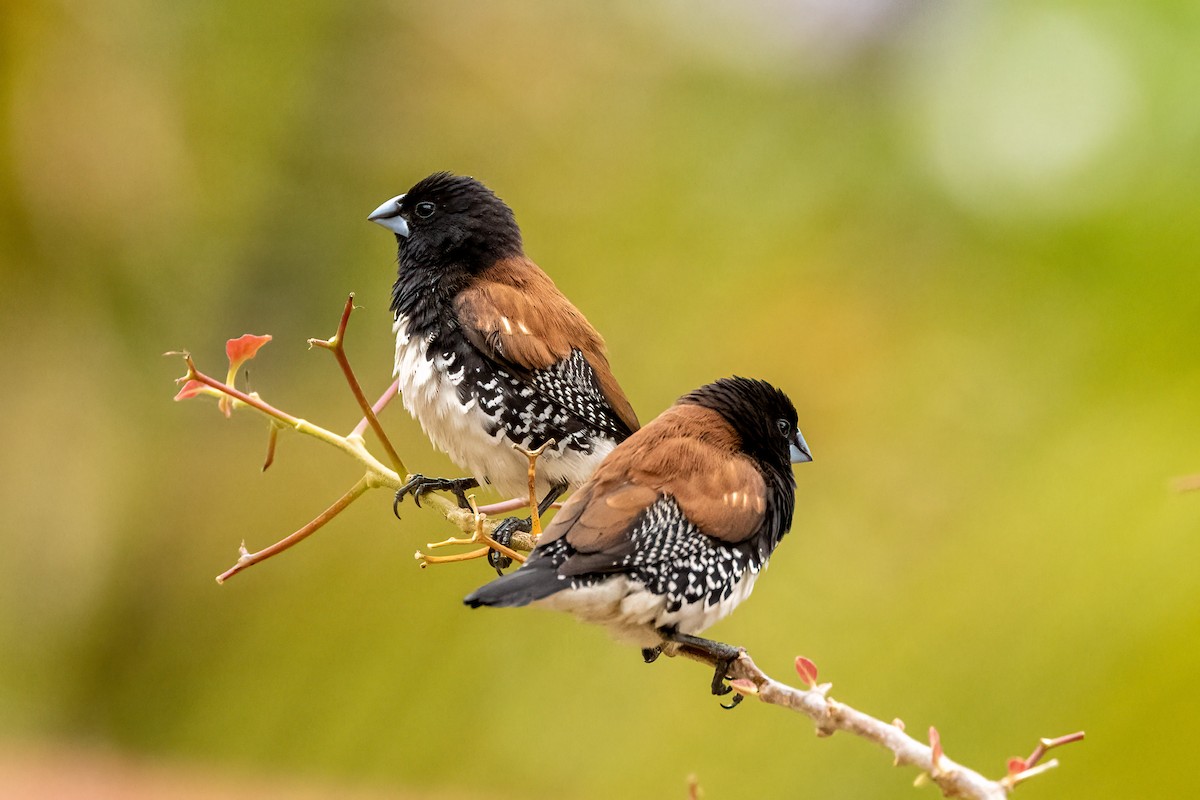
[393, 315, 613, 498]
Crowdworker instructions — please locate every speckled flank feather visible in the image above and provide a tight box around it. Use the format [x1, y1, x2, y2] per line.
[463, 495, 765, 647]
[536, 496, 764, 645]
[394, 314, 616, 498]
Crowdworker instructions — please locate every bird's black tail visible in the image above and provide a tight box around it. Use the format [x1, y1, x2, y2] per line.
[464, 560, 565, 608]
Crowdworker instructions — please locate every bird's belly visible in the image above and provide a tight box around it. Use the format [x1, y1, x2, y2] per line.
[538, 569, 761, 648]
[657, 568, 760, 635]
[394, 315, 610, 497]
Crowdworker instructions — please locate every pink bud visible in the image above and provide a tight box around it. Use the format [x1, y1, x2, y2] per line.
[929, 726, 944, 766]
[795, 656, 819, 688]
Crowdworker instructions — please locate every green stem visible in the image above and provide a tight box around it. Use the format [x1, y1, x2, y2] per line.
[184, 356, 400, 488]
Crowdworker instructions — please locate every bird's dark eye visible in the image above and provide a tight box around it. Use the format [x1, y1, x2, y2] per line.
[776, 418, 791, 438]
[415, 201, 436, 219]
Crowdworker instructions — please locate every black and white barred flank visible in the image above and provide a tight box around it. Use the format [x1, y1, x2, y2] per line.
[394, 314, 624, 497]
[465, 495, 766, 647]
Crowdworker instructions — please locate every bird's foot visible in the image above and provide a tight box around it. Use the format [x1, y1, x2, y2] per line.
[642, 646, 663, 664]
[394, 474, 478, 516]
[659, 629, 745, 709]
[706, 646, 744, 709]
[487, 515, 532, 574]
[717, 662, 745, 710]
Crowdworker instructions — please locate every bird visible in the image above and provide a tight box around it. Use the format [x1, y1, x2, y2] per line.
[368, 172, 640, 570]
[464, 377, 812, 704]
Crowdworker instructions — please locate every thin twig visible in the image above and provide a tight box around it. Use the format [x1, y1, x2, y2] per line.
[309, 294, 407, 476]
[180, 355, 397, 482]
[467, 495, 526, 564]
[352, 378, 400, 439]
[181, 355, 301, 429]
[262, 422, 281, 472]
[476, 524, 527, 565]
[216, 476, 371, 583]
[175, 299, 544, 582]
[1001, 731, 1086, 789]
[670, 648, 1082, 799]
[179, 351, 491, 548]
[514, 439, 555, 536]
[1023, 731, 1086, 769]
[416, 547, 490, 568]
[476, 496, 531, 514]
[415, 498, 528, 567]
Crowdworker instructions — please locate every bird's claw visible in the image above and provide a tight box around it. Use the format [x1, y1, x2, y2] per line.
[720, 693, 744, 710]
[488, 515, 532, 574]
[655, 628, 745, 709]
[642, 646, 663, 664]
[711, 654, 745, 709]
[393, 474, 479, 517]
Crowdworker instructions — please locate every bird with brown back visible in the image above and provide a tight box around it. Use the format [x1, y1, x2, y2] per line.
[369, 173, 640, 571]
[465, 377, 812, 704]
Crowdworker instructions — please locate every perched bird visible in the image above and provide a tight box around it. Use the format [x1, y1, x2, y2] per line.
[369, 173, 639, 568]
[465, 377, 812, 703]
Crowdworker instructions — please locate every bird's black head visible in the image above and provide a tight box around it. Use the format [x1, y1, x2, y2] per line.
[682, 377, 811, 557]
[370, 172, 523, 283]
[681, 377, 812, 478]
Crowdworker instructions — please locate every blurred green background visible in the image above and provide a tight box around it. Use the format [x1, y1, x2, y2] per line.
[2, 1, 1198, 797]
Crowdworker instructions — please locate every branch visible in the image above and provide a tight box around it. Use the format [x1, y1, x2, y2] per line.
[671, 648, 1083, 799]
[178, 353, 395, 481]
[308, 293, 407, 476]
[417, 495, 528, 568]
[172, 298, 538, 582]
[351, 378, 400, 439]
[215, 476, 371, 583]
[175, 295, 1087, 796]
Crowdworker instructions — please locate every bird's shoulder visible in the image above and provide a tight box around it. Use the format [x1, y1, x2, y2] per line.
[453, 256, 639, 434]
[540, 405, 768, 555]
[453, 256, 596, 368]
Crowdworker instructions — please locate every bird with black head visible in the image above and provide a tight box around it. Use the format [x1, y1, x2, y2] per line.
[465, 377, 812, 705]
[369, 173, 640, 572]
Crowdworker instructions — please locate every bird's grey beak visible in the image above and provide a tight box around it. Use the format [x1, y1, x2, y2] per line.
[368, 194, 410, 237]
[790, 429, 813, 464]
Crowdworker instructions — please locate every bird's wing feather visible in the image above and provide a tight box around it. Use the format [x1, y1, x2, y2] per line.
[454, 258, 639, 437]
[538, 406, 768, 577]
[542, 479, 658, 552]
[645, 438, 768, 545]
[454, 278, 570, 370]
